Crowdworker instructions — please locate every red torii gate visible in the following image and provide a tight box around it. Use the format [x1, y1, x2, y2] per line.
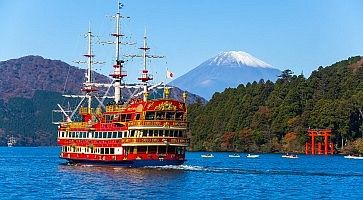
[305, 129, 334, 155]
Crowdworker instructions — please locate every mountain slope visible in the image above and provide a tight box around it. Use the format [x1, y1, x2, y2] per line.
[0, 55, 110, 100]
[0, 55, 205, 103]
[170, 51, 281, 99]
[0, 55, 205, 146]
[187, 56, 363, 153]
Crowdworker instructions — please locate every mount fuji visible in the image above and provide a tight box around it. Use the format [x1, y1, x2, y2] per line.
[169, 51, 281, 99]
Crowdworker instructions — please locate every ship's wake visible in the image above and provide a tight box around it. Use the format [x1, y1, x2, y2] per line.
[145, 165, 363, 177]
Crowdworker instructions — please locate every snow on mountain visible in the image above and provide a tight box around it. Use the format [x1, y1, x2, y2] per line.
[170, 51, 281, 99]
[207, 51, 273, 68]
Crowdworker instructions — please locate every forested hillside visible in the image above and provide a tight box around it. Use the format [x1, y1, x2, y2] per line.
[0, 56, 206, 146]
[188, 56, 363, 153]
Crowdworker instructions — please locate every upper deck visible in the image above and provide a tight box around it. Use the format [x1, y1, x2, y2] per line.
[58, 98, 188, 132]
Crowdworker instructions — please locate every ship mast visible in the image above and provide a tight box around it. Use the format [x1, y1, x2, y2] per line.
[139, 31, 152, 102]
[82, 25, 96, 114]
[126, 30, 164, 102]
[109, 2, 127, 104]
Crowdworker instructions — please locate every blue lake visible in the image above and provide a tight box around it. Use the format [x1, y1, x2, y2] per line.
[0, 147, 362, 199]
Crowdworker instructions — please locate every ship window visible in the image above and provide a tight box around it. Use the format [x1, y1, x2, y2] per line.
[156, 112, 164, 120]
[126, 114, 132, 121]
[145, 112, 155, 120]
[148, 146, 157, 153]
[105, 115, 113, 123]
[166, 112, 175, 120]
[105, 148, 110, 154]
[176, 112, 184, 121]
[170, 146, 176, 153]
[159, 146, 166, 154]
[71, 132, 75, 138]
[101, 148, 104, 154]
[102, 132, 107, 138]
[130, 130, 135, 137]
[120, 114, 126, 122]
[165, 130, 170, 137]
[117, 132, 122, 138]
[143, 130, 147, 137]
[136, 114, 140, 120]
[113, 114, 120, 121]
[110, 148, 115, 154]
[138, 146, 147, 153]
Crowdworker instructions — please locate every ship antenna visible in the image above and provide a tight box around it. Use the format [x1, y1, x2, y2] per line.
[109, 1, 127, 104]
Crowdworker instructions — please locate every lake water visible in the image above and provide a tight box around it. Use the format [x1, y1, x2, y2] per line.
[0, 147, 362, 199]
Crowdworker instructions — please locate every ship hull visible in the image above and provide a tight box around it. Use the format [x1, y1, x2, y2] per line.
[65, 158, 185, 167]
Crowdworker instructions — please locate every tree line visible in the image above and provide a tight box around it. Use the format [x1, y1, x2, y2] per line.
[187, 56, 363, 154]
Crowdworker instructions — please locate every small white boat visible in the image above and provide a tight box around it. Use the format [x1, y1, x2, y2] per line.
[7, 136, 16, 147]
[246, 154, 259, 158]
[201, 154, 214, 158]
[229, 154, 240, 158]
[344, 155, 363, 160]
[282, 154, 298, 159]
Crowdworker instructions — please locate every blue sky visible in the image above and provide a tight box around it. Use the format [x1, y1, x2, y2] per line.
[0, 0, 362, 82]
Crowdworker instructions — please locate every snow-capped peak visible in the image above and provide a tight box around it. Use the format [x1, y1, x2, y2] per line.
[207, 51, 273, 68]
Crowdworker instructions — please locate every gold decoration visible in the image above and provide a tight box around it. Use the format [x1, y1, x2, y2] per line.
[155, 101, 176, 111]
[164, 87, 170, 99]
[182, 91, 188, 103]
[147, 102, 154, 110]
[178, 103, 184, 110]
[136, 104, 144, 112]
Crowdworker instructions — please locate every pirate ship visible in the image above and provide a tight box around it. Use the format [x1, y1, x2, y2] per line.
[55, 3, 189, 167]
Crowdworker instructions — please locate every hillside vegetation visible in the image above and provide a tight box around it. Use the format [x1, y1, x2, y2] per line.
[0, 56, 205, 146]
[188, 56, 363, 153]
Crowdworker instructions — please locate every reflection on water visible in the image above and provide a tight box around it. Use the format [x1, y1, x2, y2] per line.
[58, 163, 186, 184]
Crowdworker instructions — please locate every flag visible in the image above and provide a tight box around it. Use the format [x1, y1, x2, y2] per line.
[167, 70, 173, 79]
